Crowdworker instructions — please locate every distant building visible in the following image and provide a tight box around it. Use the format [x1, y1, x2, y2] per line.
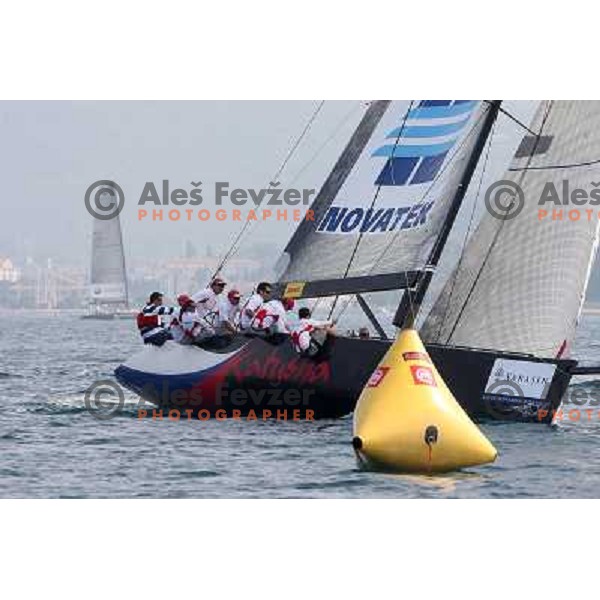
[0, 257, 19, 283]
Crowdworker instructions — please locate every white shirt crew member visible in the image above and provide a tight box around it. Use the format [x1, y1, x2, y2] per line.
[192, 288, 218, 321]
[217, 296, 241, 329]
[256, 299, 289, 334]
[239, 292, 264, 330]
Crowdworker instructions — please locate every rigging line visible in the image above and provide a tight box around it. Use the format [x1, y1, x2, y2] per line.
[493, 102, 539, 136]
[224, 102, 364, 290]
[413, 108, 491, 276]
[209, 100, 326, 282]
[511, 100, 554, 194]
[331, 103, 491, 325]
[273, 101, 327, 182]
[334, 105, 491, 324]
[433, 117, 498, 341]
[211, 100, 326, 280]
[509, 157, 600, 172]
[443, 101, 555, 344]
[378, 107, 489, 278]
[402, 103, 502, 329]
[286, 102, 364, 188]
[327, 100, 416, 320]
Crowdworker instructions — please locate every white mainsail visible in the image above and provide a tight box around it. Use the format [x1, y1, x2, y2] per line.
[89, 195, 128, 308]
[277, 101, 494, 293]
[422, 101, 600, 358]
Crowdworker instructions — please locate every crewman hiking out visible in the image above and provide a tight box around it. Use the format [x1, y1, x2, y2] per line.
[290, 307, 335, 357]
[136, 292, 177, 346]
[251, 297, 295, 336]
[170, 294, 203, 344]
[239, 281, 272, 331]
[216, 288, 242, 334]
[191, 277, 227, 336]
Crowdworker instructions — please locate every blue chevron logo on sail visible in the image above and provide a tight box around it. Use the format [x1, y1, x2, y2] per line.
[373, 100, 477, 186]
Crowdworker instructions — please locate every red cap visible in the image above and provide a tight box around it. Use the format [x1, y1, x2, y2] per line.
[282, 298, 295, 311]
[177, 294, 194, 307]
[228, 289, 241, 302]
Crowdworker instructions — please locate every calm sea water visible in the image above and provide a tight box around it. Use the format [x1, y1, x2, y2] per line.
[1, 311, 600, 498]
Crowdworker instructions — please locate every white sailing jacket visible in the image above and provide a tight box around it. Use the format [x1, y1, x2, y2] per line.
[290, 317, 332, 352]
[216, 297, 241, 329]
[251, 299, 289, 334]
[192, 288, 219, 325]
[239, 292, 264, 330]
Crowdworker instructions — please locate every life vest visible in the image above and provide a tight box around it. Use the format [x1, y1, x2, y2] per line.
[137, 312, 159, 331]
[251, 307, 278, 331]
[170, 309, 206, 340]
[239, 293, 263, 330]
[137, 304, 175, 338]
[291, 322, 314, 353]
[168, 311, 184, 337]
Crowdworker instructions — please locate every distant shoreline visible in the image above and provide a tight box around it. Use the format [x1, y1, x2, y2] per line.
[4, 305, 600, 318]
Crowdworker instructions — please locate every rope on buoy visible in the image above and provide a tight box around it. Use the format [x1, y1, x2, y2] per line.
[424, 425, 439, 473]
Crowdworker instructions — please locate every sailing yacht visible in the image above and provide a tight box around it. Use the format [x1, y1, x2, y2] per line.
[115, 100, 599, 422]
[83, 195, 132, 320]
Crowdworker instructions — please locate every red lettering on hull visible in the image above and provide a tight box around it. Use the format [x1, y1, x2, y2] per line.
[226, 346, 331, 386]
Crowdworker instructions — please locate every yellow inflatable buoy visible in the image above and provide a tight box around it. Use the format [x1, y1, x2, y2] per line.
[352, 328, 497, 473]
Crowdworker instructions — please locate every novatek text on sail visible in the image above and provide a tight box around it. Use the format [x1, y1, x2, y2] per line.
[316, 202, 434, 234]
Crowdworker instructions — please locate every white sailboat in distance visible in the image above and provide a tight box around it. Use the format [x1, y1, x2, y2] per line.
[83, 190, 133, 320]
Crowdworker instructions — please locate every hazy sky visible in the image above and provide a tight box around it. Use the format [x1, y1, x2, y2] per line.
[0, 100, 536, 270]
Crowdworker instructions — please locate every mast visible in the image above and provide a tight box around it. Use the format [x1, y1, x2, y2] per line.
[393, 100, 502, 329]
[117, 212, 129, 308]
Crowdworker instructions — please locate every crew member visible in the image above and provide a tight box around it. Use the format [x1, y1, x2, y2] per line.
[239, 281, 272, 331]
[192, 277, 227, 334]
[290, 307, 335, 356]
[170, 294, 203, 344]
[137, 292, 176, 346]
[216, 288, 242, 334]
[358, 326, 370, 339]
[251, 297, 295, 335]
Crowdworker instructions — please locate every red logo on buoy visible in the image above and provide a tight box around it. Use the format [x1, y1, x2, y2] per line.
[367, 366, 390, 387]
[402, 352, 430, 363]
[410, 365, 437, 387]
